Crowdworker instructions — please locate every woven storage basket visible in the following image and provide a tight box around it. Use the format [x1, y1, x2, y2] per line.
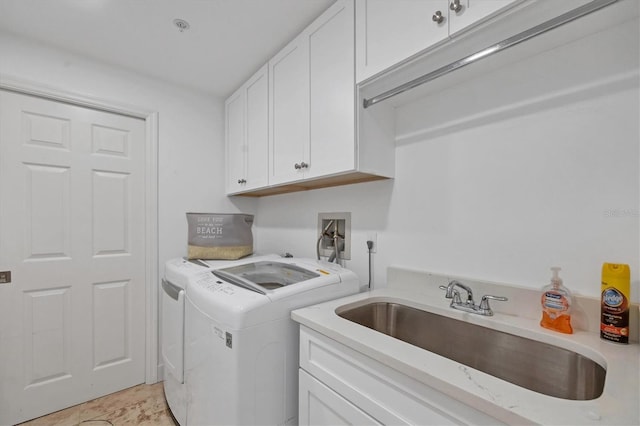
[186, 213, 254, 260]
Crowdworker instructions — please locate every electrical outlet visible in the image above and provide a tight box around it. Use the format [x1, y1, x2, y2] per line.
[317, 212, 351, 260]
[366, 232, 377, 253]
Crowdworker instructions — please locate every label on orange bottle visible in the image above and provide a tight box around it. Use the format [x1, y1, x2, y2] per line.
[542, 291, 570, 316]
[540, 290, 573, 334]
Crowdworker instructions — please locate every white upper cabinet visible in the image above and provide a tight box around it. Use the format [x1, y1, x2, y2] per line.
[225, 89, 245, 193]
[355, 0, 519, 83]
[268, 37, 309, 185]
[448, 0, 516, 34]
[225, 64, 269, 194]
[269, 0, 355, 186]
[244, 66, 270, 190]
[227, 0, 395, 196]
[307, 0, 355, 180]
[356, 0, 448, 83]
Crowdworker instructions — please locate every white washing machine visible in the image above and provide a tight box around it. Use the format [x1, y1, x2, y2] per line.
[162, 256, 272, 425]
[184, 255, 360, 426]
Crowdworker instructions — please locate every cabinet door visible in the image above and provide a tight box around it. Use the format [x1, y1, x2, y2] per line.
[355, 0, 449, 83]
[307, 0, 355, 179]
[299, 369, 382, 426]
[244, 64, 269, 190]
[448, 0, 517, 35]
[300, 326, 504, 425]
[269, 37, 309, 185]
[225, 88, 245, 194]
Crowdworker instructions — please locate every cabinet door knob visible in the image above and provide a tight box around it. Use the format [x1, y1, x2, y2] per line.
[300, 162, 309, 169]
[237, 179, 246, 184]
[449, 0, 462, 13]
[432, 10, 444, 24]
[294, 163, 301, 170]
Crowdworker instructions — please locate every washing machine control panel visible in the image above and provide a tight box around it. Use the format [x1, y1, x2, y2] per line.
[193, 271, 237, 295]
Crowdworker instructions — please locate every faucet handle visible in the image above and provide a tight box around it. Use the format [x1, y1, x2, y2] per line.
[479, 294, 508, 315]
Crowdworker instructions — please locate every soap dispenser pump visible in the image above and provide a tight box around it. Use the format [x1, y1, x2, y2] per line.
[540, 267, 573, 334]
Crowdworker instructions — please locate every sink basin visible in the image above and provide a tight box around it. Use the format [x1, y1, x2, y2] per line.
[336, 301, 606, 400]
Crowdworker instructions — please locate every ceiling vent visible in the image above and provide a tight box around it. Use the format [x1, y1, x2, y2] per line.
[173, 18, 190, 32]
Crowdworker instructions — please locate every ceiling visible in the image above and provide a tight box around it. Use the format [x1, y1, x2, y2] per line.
[0, 0, 335, 98]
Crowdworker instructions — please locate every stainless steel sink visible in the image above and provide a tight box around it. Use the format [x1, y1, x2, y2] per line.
[336, 301, 605, 400]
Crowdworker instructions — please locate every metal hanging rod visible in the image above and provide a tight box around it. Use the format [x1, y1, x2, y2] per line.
[362, 0, 618, 109]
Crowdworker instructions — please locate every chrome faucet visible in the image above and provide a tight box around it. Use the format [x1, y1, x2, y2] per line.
[439, 280, 507, 316]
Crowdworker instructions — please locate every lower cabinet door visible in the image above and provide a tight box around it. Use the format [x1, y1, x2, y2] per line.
[299, 369, 382, 426]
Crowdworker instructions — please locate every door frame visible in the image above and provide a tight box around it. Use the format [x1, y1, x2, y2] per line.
[0, 75, 159, 384]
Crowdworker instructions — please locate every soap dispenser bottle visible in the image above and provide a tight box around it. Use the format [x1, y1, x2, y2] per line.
[540, 267, 573, 334]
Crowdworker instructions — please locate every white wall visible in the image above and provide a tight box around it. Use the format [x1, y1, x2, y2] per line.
[254, 17, 640, 303]
[0, 31, 257, 280]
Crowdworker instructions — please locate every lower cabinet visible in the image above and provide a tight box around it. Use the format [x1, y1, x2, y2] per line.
[298, 326, 505, 426]
[299, 369, 381, 425]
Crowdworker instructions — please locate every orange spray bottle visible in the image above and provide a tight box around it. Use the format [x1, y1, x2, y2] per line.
[540, 267, 573, 334]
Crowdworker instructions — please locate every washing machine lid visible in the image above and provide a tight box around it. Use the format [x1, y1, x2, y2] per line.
[164, 254, 279, 289]
[212, 261, 321, 295]
[186, 257, 354, 328]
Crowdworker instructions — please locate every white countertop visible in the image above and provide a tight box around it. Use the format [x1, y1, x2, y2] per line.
[291, 268, 640, 425]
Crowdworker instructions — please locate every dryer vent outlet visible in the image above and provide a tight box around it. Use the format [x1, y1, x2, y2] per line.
[317, 212, 351, 260]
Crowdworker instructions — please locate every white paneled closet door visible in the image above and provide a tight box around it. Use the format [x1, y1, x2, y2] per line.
[0, 90, 146, 425]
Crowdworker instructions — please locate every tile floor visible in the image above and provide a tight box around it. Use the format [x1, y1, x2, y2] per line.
[18, 382, 178, 426]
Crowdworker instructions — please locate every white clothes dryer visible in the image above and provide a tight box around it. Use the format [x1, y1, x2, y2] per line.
[162, 258, 207, 426]
[184, 256, 360, 426]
